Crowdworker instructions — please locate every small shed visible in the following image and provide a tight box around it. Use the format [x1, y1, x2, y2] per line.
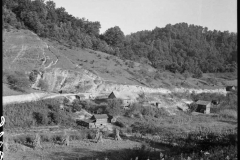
[195, 100, 211, 114]
[91, 114, 109, 126]
[226, 86, 236, 91]
[77, 114, 109, 129]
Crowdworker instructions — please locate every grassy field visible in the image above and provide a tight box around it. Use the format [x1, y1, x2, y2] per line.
[3, 94, 237, 159]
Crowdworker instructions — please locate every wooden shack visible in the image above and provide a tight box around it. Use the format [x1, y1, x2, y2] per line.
[226, 86, 236, 91]
[195, 100, 211, 114]
[108, 91, 133, 107]
[77, 114, 109, 129]
[94, 94, 109, 104]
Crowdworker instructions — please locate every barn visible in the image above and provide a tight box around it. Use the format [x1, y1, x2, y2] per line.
[195, 100, 212, 114]
[108, 91, 134, 107]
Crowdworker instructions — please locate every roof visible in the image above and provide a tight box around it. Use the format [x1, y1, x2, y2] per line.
[196, 100, 211, 106]
[79, 119, 95, 123]
[95, 95, 109, 99]
[108, 91, 131, 100]
[92, 114, 108, 119]
[76, 94, 86, 97]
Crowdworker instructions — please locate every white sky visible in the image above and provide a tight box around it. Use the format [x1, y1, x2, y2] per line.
[52, 0, 237, 35]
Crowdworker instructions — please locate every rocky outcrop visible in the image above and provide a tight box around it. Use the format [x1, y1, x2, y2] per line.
[33, 68, 102, 93]
[31, 66, 228, 99]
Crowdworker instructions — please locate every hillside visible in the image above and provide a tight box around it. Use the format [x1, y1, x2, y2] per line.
[3, 0, 237, 77]
[3, 28, 237, 97]
[2, 1, 237, 159]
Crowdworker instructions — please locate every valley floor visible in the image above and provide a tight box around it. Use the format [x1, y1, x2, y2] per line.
[4, 138, 144, 160]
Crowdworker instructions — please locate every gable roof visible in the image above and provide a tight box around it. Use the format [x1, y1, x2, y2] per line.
[196, 100, 211, 106]
[108, 91, 131, 100]
[92, 114, 108, 119]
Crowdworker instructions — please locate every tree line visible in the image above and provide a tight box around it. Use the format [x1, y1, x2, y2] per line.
[3, 0, 237, 77]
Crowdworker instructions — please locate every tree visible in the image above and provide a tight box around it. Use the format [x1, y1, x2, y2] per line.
[102, 26, 125, 48]
[106, 99, 123, 116]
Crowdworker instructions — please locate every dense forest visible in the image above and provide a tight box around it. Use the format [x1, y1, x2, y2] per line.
[3, 0, 237, 77]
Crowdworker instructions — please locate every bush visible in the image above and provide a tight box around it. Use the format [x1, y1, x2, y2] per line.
[87, 130, 96, 139]
[115, 121, 126, 128]
[3, 99, 76, 129]
[37, 79, 48, 91]
[71, 99, 82, 112]
[106, 99, 124, 116]
[51, 134, 64, 143]
[33, 112, 48, 125]
[154, 72, 161, 80]
[6, 71, 30, 91]
[188, 103, 198, 112]
[142, 106, 155, 117]
[154, 107, 169, 118]
[125, 103, 143, 117]
[41, 134, 51, 142]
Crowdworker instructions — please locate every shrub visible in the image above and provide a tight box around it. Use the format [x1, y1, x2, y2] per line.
[154, 72, 161, 80]
[188, 103, 198, 112]
[142, 106, 155, 117]
[87, 130, 96, 139]
[126, 103, 143, 117]
[182, 71, 191, 80]
[192, 68, 203, 78]
[51, 134, 64, 143]
[106, 99, 124, 116]
[29, 70, 40, 82]
[115, 121, 126, 128]
[154, 107, 169, 118]
[37, 79, 48, 91]
[41, 134, 51, 142]
[3, 99, 76, 129]
[6, 71, 30, 91]
[33, 112, 48, 125]
[71, 99, 82, 112]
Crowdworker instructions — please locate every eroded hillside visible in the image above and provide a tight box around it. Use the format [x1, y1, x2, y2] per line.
[3, 29, 235, 100]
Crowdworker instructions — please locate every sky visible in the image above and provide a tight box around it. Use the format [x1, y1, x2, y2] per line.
[52, 0, 237, 35]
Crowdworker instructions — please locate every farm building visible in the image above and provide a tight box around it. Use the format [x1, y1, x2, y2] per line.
[108, 91, 134, 107]
[77, 114, 110, 129]
[94, 94, 109, 104]
[226, 86, 236, 91]
[195, 100, 212, 114]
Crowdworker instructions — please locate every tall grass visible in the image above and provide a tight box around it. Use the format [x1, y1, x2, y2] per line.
[3, 99, 76, 129]
[219, 109, 237, 119]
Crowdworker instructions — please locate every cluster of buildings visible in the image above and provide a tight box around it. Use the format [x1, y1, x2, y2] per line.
[191, 85, 236, 114]
[58, 85, 236, 128]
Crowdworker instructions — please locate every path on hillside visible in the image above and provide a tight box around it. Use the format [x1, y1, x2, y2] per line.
[2, 92, 82, 105]
[3, 85, 227, 105]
